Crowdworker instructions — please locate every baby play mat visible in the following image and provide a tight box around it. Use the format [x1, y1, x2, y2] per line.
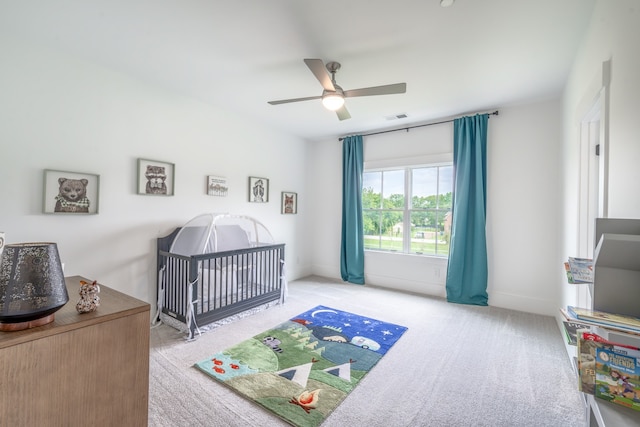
[195, 305, 408, 427]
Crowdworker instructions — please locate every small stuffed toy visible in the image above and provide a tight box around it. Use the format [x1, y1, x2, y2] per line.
[76, 280, 100, 313]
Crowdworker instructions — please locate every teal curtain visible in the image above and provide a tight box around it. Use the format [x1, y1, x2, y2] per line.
[340, 135, 365, 284]
[445, 114, 489, 305]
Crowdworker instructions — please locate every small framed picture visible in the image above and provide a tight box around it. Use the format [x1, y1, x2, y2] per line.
[138, 158, 175, 196]
[207, 175, 228, 196]
[248, 176, 269, 203]
[43, 169, 100, 214]
[281, 191, 297, 214]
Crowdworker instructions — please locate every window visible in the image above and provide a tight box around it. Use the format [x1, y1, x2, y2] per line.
[362, 164, 453, 256]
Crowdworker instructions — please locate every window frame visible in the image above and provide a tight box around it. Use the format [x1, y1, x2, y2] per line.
[363, 155, 453, 258]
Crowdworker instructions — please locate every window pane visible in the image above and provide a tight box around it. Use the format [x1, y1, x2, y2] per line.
[436, 214, 451, 256]
[410, 212, 434, 255]
[410, 211, 451, 255]
[379, 211, 404, 251]
[363, 210, 404, 252]
[363, 211, 381, 250]
[412, 167, 438, 206]
[363, 172, 382, 209]
[438, 165, 453, 210]
[383, 170, 404, 209]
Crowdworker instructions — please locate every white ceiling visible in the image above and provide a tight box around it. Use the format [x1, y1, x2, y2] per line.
[0, 0, 595, 141]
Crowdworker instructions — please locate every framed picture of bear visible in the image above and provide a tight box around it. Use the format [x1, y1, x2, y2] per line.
[281, 191, 297, 214]
[43, 169, 100, 214]
[137, 158, 175, 196]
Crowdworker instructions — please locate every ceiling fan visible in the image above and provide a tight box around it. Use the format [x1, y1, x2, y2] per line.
[267, 58, 406, 121]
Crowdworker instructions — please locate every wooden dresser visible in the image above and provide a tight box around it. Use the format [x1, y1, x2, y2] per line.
[0, 276, 150, 427]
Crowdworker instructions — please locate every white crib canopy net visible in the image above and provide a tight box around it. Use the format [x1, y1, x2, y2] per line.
[169, 213, 275, 256]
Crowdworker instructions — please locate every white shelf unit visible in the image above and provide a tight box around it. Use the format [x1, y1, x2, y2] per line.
[592, 233, 640, 318]
[584, 218, 640, 426]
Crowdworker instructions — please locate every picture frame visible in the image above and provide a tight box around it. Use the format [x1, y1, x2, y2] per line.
[281, 191, 297, 214]
[248, 176, 269, 203]
[43, 169, 100, 214]
[137, 158, 175, 196]
[207, 175, 228, 197]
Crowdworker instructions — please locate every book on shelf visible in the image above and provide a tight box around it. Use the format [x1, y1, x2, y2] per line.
[577, 331, 640, 402]
[582, 330, 640, 352]
[564, 262, 576, 284]
[590, 333, 640, 412]
[563, 320, 592, 346]
[567, 306, 640, 334]
[591, 325, 640, 349]
[566, 257, 593, 284]
[577, 330, 598, 394]
[559, 307, 572, 321]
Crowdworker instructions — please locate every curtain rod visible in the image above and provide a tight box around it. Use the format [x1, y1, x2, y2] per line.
[338, 110, 499, 141]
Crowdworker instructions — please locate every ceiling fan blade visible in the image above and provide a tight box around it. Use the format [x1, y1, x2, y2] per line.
[336, 105, 351, 121]
[268, 95, 322, 105]
[343, 83, 406, 98]
[304, 58, 335, 91]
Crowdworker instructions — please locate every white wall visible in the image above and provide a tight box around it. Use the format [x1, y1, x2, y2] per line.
[309, 99, 564, 316]
[0, 37, 312, 307]
[560, 0, 640, 311]
[486, 101, 562, 315]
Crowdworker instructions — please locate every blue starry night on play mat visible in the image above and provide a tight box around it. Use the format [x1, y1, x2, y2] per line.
[290, 305, 406, 355]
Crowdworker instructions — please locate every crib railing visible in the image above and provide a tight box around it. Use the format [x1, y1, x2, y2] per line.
[157, 240, 284, 336]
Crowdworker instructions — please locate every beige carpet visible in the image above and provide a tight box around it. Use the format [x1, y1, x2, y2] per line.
[149, 276, 585, 427]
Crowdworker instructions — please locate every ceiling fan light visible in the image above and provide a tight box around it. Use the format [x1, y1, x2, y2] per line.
[322, 93, 345, 111]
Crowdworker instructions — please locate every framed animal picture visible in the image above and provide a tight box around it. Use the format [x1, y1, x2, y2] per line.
[43, 169, 100, 214]
[137, 158, 175, 196]
[281, 191, 297, 214]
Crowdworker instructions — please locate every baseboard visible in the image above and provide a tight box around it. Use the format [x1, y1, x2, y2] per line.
[309, 264, 555, 315]
[488, 290, 556, 316]
[285, 265, 313, 281]
[308, 265, 446, 298]
[364, 272, 446, 298]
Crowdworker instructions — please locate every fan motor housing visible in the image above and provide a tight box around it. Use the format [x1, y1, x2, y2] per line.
[326, 61, 341, 73]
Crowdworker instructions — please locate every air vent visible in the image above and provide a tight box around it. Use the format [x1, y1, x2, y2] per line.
[385, 113, 408, 120]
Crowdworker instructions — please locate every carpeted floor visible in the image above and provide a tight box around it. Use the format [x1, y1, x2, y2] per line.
[149, 276, 585, 427]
